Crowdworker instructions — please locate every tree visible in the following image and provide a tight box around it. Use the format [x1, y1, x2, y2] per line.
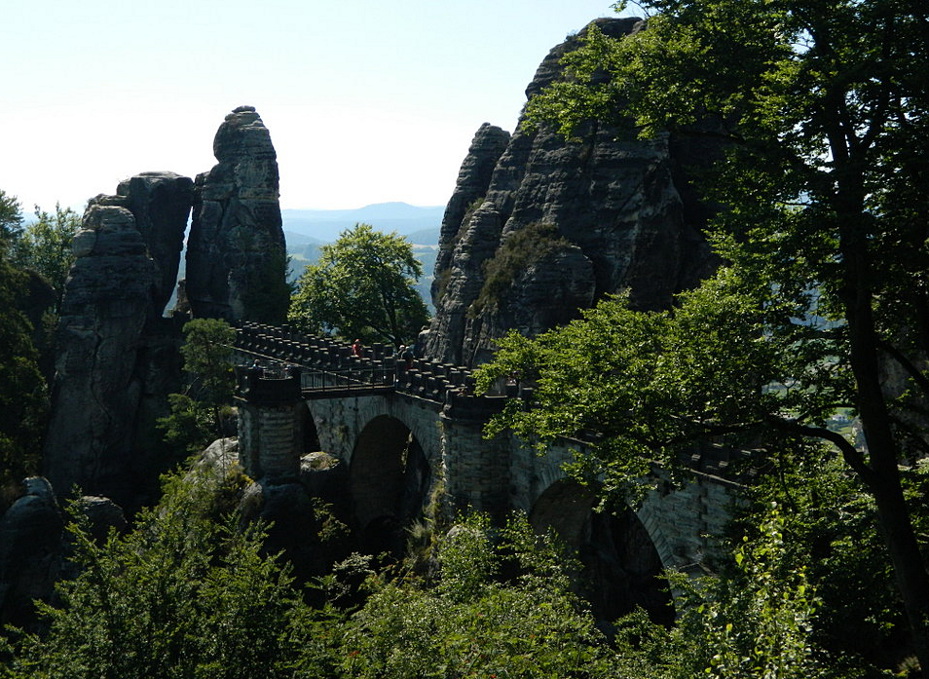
[288, 223, 429, 347]
[3, 466, 337, 679]
[0, 190, 23, 246]
[0, 194, 47, 505]
[340, 513, 615, 678]
[10, 204, 81, 307]
[484, 0, 929, 669]
[158, 319, 236, 462]
[608, 505, 838, 679]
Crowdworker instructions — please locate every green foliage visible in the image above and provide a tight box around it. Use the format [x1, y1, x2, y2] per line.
[156, 393, 216, 461]
[505, 0, 929, 667]
[0, 194, 47, 501]
[3, 466, 339, 679]
[340, 512, 614, 679]
[242, 248, 294, 325]
[311, 497, 351, 545]
[179, 318, 236, 405]
[735, 446, 907, 673]
[9, 204, 80, 306]
[288, 223, 430, 346]
[607, 506, 840, 679]
[158, 319, 236, 465]
[680, 508, 829, 679]
[0, 190, 24, 247]
[472, 221, 571, 315]
[478, 274, 803, 500]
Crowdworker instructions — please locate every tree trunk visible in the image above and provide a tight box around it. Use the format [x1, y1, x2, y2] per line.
[841, 198, 929, 671]
[867, 465, 929, 670]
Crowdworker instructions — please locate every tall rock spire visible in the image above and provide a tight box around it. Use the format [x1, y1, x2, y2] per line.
[42, 175, 192, 510]
[186, 105, 289, 323]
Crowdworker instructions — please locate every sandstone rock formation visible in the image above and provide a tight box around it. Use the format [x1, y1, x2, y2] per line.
[186, 105, 288, 324]
[423, 18, 720, 366]
[41, 108, 291, 511]
[114, 172, 195, 315]
[42, 173, 193, 510]
[0, 478, 62, 631]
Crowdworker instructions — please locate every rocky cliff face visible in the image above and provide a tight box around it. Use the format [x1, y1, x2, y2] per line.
[423, 18, 720, 366]
[186, 106, 288, 324]
[40, 107, 290, 510]
[41, 176, 191, 510]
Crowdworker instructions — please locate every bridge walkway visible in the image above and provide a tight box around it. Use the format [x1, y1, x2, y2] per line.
[233, 322, 515, 418]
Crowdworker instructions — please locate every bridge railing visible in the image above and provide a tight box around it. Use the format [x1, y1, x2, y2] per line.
[299, 362, 395, 392]
[232, 321, 528, 418]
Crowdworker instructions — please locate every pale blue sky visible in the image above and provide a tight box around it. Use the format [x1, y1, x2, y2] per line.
[2, 1, 625, 212]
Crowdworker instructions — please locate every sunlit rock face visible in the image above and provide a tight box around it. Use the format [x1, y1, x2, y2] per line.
[114, 172, 195, 316]
[186, 105, 288, 324]
[42, 173, 193, 511]
[424, 18, 721, 367]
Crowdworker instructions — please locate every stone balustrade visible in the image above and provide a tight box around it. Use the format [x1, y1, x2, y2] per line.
[232, 321, 513, 419]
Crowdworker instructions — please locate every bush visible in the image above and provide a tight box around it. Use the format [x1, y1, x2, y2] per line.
[340, 513, 614, 678]
[3, 467, 339, 679]
[472, 221, 571, 315]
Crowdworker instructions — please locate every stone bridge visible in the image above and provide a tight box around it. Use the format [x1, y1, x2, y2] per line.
[233, 322, 742, 619]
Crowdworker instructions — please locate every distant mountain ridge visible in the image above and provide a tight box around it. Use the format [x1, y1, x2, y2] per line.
[282, 202, 444, 243]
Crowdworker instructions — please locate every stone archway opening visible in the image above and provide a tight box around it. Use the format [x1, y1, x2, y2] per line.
[297, 403, 321, 454]
[530, 479, 674, 629]
[349, 415, 430, 558]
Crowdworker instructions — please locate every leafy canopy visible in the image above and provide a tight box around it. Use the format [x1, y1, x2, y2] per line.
[0, 190, 24, 247]
[9, 204, 81, 306]
[491, 0, 929, 667]
[288, 223, 429, 346]
[3, 466, 340, 679]
[0, 192, 47, 502]
[340, 512, 615, 679]
[157, 318, 237, 463]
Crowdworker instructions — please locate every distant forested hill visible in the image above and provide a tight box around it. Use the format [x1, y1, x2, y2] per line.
[282, 202, 443, 243]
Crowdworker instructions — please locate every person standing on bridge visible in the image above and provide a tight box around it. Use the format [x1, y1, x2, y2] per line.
[401, 344, 414, 370]
[351, 339, 363, 358]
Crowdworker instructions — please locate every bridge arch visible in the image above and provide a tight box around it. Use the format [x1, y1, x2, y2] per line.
[296, 402, 321, 454]
[349, 414, 431, 556]
[530, 479, 674, 625]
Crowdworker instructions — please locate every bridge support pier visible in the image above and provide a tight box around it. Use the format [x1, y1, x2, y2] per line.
[236, 367, 303, 483]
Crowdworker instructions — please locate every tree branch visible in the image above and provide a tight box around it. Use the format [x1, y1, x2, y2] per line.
[763, 413, 873, 484]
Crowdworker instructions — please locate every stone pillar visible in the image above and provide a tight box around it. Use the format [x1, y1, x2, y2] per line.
[439, 400, 512, 520]
[236, 367, 302, 483]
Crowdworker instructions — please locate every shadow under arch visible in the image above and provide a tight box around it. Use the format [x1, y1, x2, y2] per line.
[349, 414, 430, 557]
[530, 479, 674, 627]
[296, 402, 321, 454]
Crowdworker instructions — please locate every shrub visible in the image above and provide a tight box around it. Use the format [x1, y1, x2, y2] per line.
[472, 221, 571, 315]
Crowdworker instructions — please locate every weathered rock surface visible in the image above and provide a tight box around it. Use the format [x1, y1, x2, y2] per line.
[41, 107, 290, 511]
[0, 478, 62, 631]
[186, 106, 288, 323]
[43, 202, 159, 508]
[42, 176, 192, 511]
[433, 123, 511, 278]
[424, 18, 720, 366]
[114, 172, 195, 316]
